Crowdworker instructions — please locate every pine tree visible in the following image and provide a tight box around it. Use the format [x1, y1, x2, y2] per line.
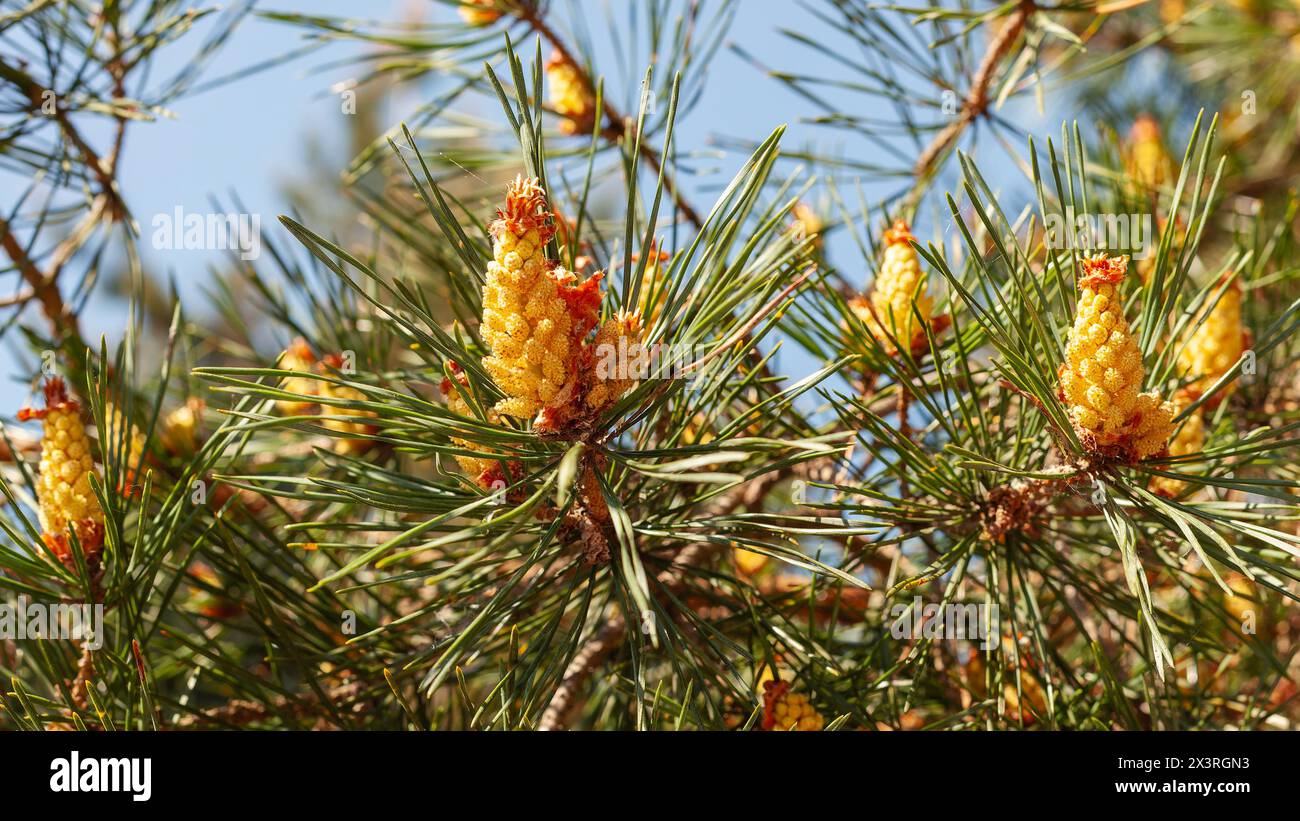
[0, 0, 1297, 732]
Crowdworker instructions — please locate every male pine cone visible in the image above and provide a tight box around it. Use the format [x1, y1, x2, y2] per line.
[1180, 275, 1248, 402]
[1124, 114, 1173, 194]
[1058, 254, 1173, 459]
[587, 310, 643, 411]
[105, 401, 146, 494]
[479, 175, 615, 431]
[546, 51, 596, 136]
[850, 219, 933, 354]
[317, 354, 378, 455]
[480, 176, 580, 421]
[18, 378, 105, 563]
[762, 680, 825, 731]
[276, 338, 319, 414]
[440, 363, 502, 486]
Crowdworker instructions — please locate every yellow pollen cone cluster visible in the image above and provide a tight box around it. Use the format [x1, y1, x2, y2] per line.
[271, 340, 378, 453]
[546, 51, 596, 135]
[440, 366, 501, 484]
[276, 338, 319, 414]
[458, 0, 501, 26]
[1059, 254, 1174, 459]
[19, 379, 105, 563]
[161, 399, 203, 455]
[587, 310, 644, 411]
[481, 176, 585, 421]
[1179, 276, 1248, 401]
[318, 355, 378, 455]
[1151, 389, 1205, 498]
[105, 401, 147, 493]
[762, 680, 824, 731]
[850, 219, 933, 353]
[1125, 114, 1173, 194]
[791, 201, 823, 250]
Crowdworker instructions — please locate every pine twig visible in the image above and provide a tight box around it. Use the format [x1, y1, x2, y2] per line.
[0, 52, 129, 349]
[0, 216, 83, 344]
[172, 681, 369, 729]
[517, 5, 704, 229]
[910, 1, 1034, 184]
[70, 642, 95, 710]
[0, 57, 127, 220]
[537, 464, 805, 730]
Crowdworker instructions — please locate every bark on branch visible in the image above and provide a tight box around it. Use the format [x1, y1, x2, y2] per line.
[537, 461, 823, 730]
[518, 7, 704, 230]
[911, 1, 1034, 183]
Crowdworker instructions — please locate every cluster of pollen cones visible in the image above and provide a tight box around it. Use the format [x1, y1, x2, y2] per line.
[457, 175, 644, 453]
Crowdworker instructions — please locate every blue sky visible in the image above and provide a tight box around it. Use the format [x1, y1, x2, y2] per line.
[2, 0, 1057, 413]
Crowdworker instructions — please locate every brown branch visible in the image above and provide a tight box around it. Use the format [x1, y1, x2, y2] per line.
[537, 463, 811, 730]
[0, 55, 129, 348]
[0, 57, 126, 219]
[535, 617, 623, 731]
[172, 680, 369, 730]
[0, 215, 83, 344]
[518, 6, 704, 229]
[911, 1, 1034, 183]
[70, 642, 95, 710]
[0, 287, 34, 308]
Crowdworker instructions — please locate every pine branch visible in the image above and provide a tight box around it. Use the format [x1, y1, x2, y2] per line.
[0, 215, 83, 345]
[0, 56, 128, 219]
[538, 461, 821, 730]
[0, 44, 130, 351]
[516, 4, 704, 229]
[910, 0, 1035, 189]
